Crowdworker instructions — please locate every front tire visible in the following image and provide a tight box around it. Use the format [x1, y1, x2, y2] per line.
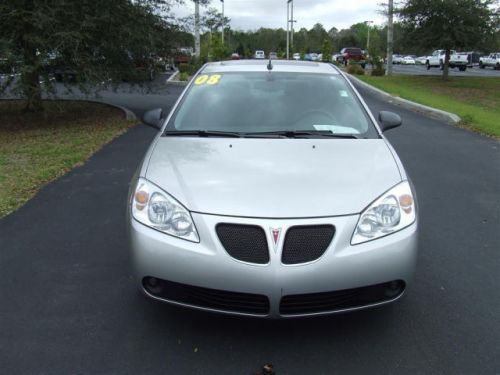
[479, 62, 485, 69]
[426, 61, 431, 70]
[459, 66, 466, 72]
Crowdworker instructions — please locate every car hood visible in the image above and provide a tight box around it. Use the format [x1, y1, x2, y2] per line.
[146, 138, 401, 218]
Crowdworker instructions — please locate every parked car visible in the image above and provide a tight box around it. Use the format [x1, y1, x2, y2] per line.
[479, 53, 500, 69]
[402, 56, 416, 65]
[415, 56, 427, 65]
[304, 53, 312, 61]
[132, 60, 418, 318]
[332, 53, 343, 63]
[392, 55, 404, 64]
[231, 53, 240, 60]
[292, 53, 301, 60]
[310, 53, 319, 61]
[269, 52, 278, 60]
[254, 50, 265, 59]
[426, 50, 467, 71]
[0, 57, 17, 75]
[460, 51, 481, 67]
[340, 47, 366, 68]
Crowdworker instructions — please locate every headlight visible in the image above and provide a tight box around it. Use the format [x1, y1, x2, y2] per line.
[351, 181, 416, 245]
[131, 178, 199, 242]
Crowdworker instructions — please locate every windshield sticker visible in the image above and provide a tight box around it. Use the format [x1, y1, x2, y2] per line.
[194, 74, 222, 86]
[313, 125, 361, 134]
[339, 90, 349, 97]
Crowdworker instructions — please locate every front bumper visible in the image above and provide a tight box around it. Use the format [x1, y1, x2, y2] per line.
[128, 212, 418, 318]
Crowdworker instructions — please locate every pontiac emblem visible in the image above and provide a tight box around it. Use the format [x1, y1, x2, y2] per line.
[270, 227, 282, 252]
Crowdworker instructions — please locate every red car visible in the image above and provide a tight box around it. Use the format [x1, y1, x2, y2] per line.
[340, 47, 366, 68]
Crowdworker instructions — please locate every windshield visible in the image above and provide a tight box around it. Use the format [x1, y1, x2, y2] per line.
[166, 72, 378, 138]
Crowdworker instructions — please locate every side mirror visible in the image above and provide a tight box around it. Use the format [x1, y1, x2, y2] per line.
[142, 108, 164, 130]
[378, 111, 402, 132]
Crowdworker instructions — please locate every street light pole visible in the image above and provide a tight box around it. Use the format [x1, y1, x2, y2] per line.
[290, 0, 294, 49]
[194, 0, 200, 58]
[286, 0, 292, 59]
[364, 21, 373, 52]
[386, 0, 394, 76]
[221, 0, 224, 44]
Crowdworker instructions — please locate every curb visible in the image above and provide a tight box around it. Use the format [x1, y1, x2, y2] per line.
[61, 98, 137, 121]
[106, 102, 136, 121]
[347, 73, 461, 124]
[0, 97, 137, 121]
[166, 70, 179, 82]
[165, 70, 189, 86]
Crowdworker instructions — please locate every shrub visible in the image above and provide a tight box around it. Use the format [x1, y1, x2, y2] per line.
[178, 63, 189, 73]
[347, 63, 365, 75]
[371, 68, 386, 76]
[187, 57, 203, 75]
[178, 72, 189, 81]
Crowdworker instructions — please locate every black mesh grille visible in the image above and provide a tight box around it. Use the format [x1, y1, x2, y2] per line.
[280, 281, 405, 315]
[216, 224, 269, 264]
[143, 277, 270, 315]
[281, 225, 335, 264]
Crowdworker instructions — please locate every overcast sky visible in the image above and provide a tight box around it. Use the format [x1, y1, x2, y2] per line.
[172, 0, 387, 31]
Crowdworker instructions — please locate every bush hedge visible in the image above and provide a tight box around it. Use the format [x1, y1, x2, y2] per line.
[347, 64, 365, 75]
[371, 68, 386, 76]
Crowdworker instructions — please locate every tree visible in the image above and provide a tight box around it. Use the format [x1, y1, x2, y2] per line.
[0, 0, 180, 111]
[202, 7, 230, 40]
[321, 40, 332, 62]
[308, 23, 329, 52]
[398, 0, 498, 79]
[208, 37, 230, 61]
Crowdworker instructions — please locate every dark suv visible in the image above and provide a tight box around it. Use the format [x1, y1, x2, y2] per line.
[340, 47, 366, 68]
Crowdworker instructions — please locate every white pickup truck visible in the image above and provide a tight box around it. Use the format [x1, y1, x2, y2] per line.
[426, 50, 468, 71]
[479, 53, 500, 69]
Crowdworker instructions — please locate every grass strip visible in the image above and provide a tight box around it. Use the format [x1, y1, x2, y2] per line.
[357, 75, 500, 138]
[0, 100, 135, 217]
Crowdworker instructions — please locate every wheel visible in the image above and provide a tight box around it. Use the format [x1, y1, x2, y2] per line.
[479, 62, 485, 69]
[496, 63, 499, 70]
[459, 66, 466, 72]
[426, 62, 431, 70]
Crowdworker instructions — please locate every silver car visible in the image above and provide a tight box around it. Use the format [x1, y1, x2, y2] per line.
[128, 60, 418, 318]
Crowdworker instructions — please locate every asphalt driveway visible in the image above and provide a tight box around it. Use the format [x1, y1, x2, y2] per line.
[1, 81, 499, 374]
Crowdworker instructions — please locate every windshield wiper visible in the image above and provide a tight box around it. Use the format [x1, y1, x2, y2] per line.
[245, 130, 360, 139]
[164, 130, 243, 138]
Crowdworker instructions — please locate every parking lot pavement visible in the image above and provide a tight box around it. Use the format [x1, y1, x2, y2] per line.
[388, 63, 500, 77]
[1, 80, 500, 374]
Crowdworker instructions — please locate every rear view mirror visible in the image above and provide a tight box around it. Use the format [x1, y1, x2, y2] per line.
[378, 111, 402, 132]
[142, 108, 164, 130]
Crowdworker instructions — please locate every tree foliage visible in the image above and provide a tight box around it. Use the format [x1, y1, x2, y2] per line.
[0, 0, 183, 110]
[398, 0, 499, 78]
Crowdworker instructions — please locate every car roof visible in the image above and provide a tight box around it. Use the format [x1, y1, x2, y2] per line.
[202, 60, 340, 74]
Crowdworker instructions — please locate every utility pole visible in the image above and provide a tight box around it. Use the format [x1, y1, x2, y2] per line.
[290, 0, 294, 49]
[386, 0, 393, 75]
[221, 0, 224, 44]
[365, 21, 373, 52]
[286, 0, 291, 59]
[194, 0, 200, 58]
